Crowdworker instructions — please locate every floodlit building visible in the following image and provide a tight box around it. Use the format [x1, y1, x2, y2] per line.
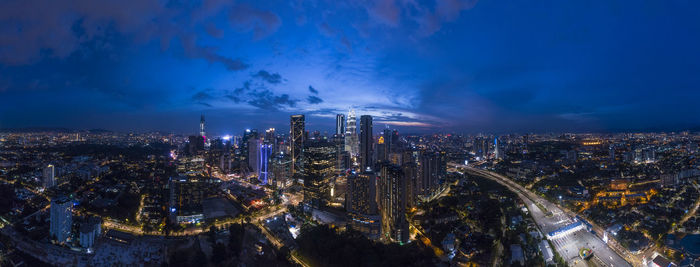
[50, 196, 73, 243]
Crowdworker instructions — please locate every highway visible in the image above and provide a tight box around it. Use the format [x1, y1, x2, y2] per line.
[451, 164, 630, 267]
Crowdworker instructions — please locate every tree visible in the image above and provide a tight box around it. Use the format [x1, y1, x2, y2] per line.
[0, 183, 16, 214]
[228, 223, 244, 256]
[210, 242, 227, 264]
[208, 225, 217, 242]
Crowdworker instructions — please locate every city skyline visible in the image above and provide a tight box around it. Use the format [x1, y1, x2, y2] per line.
[2, 1, 700, 134]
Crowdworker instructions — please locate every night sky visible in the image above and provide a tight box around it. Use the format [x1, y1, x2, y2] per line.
[1, 1, 699, 135]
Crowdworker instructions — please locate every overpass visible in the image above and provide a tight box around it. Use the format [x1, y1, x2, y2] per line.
[449, 163, 630, 267]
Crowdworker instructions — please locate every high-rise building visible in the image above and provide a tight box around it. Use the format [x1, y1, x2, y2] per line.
[248, 138, 261, 175]
[290, 115, 305, 179]
[258, 143, 272, 185]
[271, 153, 292, 188]
[303, 140, 336, 207]
[346, 170, 381, 240]
[43, 164, 55, 188]
[241, 129, 259, 162]
[345, 109, 359, 157]
[418, 151, 446, 197]
[336, 114, 346, 136]
[50, 196, 73, 243]
[347, 170, 378, 215]
[200, 114, 206, 138]
[379, 164, 408, 243]
[200, 114, 210, 148]
[377, 135, 387, 163]
[402, 161, 418, 209]
[79, 217, 102, 249]
[331, 134, 347, 173]
[494, 137, 501, 159]
[473, 136, 488, 159]
[169, 176, 206, 224]
[187, 135, 205, 155]
[359, 115, 373, 171]
[609, 145, 616, 161]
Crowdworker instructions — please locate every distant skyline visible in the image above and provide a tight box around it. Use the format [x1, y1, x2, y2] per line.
[1, 1, 700, 133]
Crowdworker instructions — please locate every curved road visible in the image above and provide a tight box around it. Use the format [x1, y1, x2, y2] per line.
[451, 164, 630, 267]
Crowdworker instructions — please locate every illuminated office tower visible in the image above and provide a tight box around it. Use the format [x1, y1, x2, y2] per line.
[331, 133, 347, 173]
[248, 138, 261, 175]
[290, 115, 305, 178]
[303, 140, 335, 207]
[200, 114, 210, 148]
[258, 143, 272, 184]
[50, 196, 73, 243]
[359, 115, 373, 171]
[494, 136, 501, 159]
[379, 164, 408, 244]
[346, 170, 381, 240]
[418, 151, 446, 196]
[200, 114, 205, 138]
[241, 129, 259, 166]
[402, 161, 418, 209]
[473, 136, 487, 159]
[345, 109, 359, 157]
[43, 164, 55, 188]
[336, 114, 346, 136]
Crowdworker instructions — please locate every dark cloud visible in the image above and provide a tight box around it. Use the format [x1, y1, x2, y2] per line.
[318, 22, 337, 37]
[365, 0, 401, 27]
[0, 0, 252, 71]
[191, 90, 213, 101]
[229, 3, 281, 39]
[307, 95, 324, 104]
[253, 70, 283, 84]
[308, 86, 318, 94]
[248, 92, 298, 110]
[226, 80, 299, 111]
[359, 0, 478, 37]
[179, 34, 248, 71]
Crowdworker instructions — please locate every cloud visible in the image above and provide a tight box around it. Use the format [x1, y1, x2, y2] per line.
[0, 0, 252, 71]
[248, 91, 298, 110]
[318, 22, 337, 37]
[179, 34, 248, 71]
[191, 89, 216, 107]
[253, 70, 283, 84]
[307, 95, 324, 104]
[365, 0, 401, 27]
[412, 0, 479, 37]
[225, 80, 299, 111]
[229, 3, 281, 39]
[358, 0, 478, 37]
[308, 86, 318, 94]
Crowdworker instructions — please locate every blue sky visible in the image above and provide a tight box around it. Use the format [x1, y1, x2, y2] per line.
[1, 0, 699, 135]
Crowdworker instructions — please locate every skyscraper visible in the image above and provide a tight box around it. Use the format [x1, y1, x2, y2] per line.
[258, 143, 272, 185]
[43, 164, 55, 188]
[290, 115, 305, 178]
[248, 138, 261, 174]
[418, 151, 446, 197]
[345, 109, 359, 157]
[494, 136, 501, 159]
[200, 114, 209, 148]
[359, 115, 373, 171]
[199, 114, 205, 137]
[336, 114, 346, 136]
[303, 140, 335, 207]
[50, 196, 73, 243]
[379, 164, 408, 244]
[346, 170, 381, 240]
